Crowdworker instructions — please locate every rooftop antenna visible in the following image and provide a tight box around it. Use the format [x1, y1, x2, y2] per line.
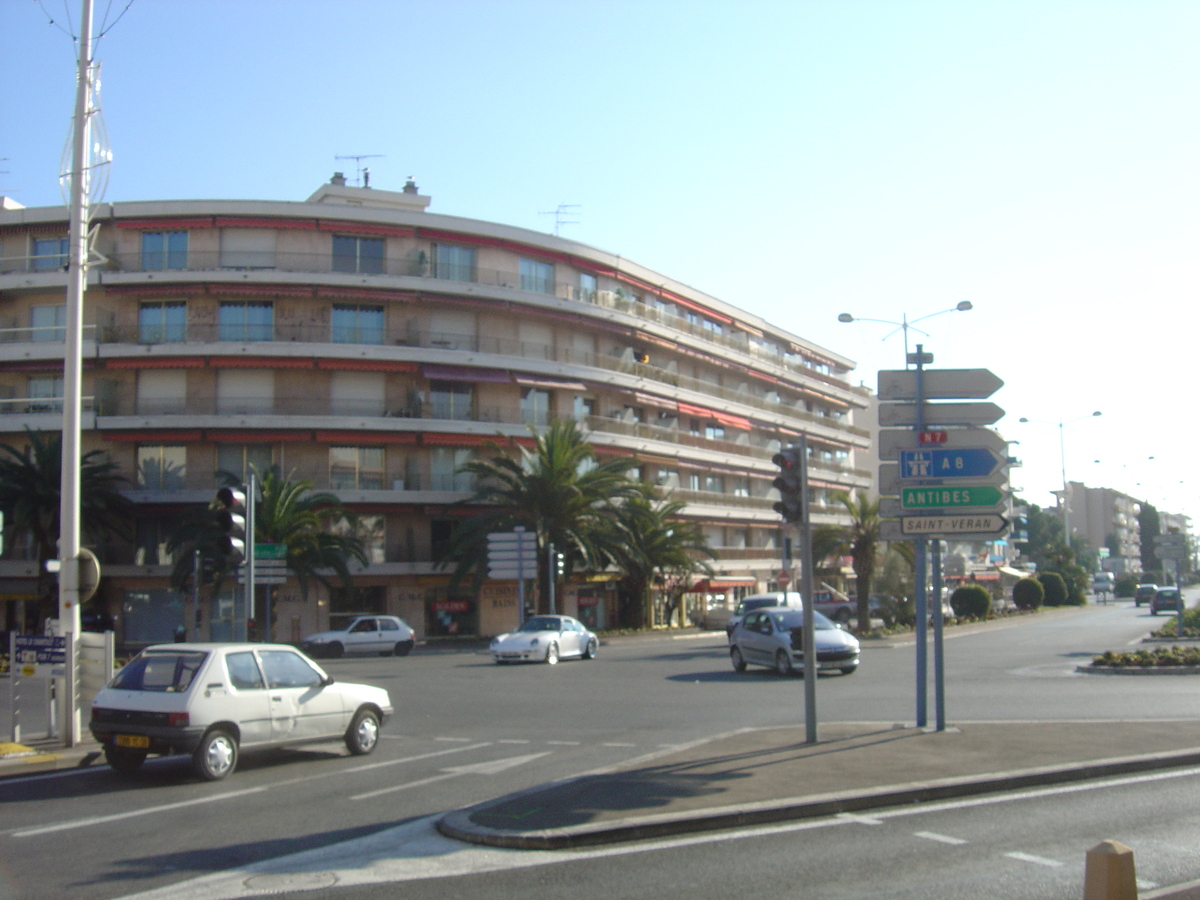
[334, 154, 384, 187]
[539, 203, 580, 236]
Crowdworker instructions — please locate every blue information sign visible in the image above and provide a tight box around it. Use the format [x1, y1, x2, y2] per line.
[14, 635, 66, 665]
[899, 447, 1003, 480]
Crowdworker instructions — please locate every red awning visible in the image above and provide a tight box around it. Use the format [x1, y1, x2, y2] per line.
[213, 217, 317, 231]
[422, 364, 510, 383]
[712, 410, 752, 431]
[115, 217, 214, 230]
[101, 430, 204, 443]
[208, 356, 314, 369]
[207, 430, 312, 442]
[421, 433, 493, 447]
[104, 357, 206, 370]
[317, 359, 419, 373]
[317, 220, 414, 238]
[314, 430, 419, 444]
[691, 577, 757, 591]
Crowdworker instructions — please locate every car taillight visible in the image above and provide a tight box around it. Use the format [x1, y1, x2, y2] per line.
[167, 712, 189, 727]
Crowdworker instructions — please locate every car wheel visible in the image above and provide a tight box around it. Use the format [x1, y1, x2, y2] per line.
[327, 642, 344, 658]
[193, 728, 238, 781]
[774, 650, 794, 676]
[545, 641, 559, 665]
[394, 639, 414, 657]
[730, 646, 746, 672]
[582, 637, 598, 660]
[345, 709, 380, 756]
[104, 746, 146, 774]
[840, 666, 857, 675]
[835, 609, 852, 625]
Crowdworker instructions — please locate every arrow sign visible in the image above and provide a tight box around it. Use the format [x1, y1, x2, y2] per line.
[879, 463, 1008, 495]
[900, 514, 1009, 537]
[878, 427, 1010, 460]
[879, 401, 1005, 428]
[879, 486, 1007, 518]
[488, 549, 538, 562]
[899, 447, 1005, 480]
[877, 368, 1004, 401]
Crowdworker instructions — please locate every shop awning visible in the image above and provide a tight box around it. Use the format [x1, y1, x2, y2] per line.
[317, 358, 419, 373]
[422, 364, 510, 383]
[691, 577, 757, 591]
[513, 374, 586, 391]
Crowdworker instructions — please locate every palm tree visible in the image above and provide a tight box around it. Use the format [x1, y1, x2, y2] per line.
[168, 466, 368, 632]
[0, 429, 133, 627]
[441, 420, 641, 613]
[829, 490, 881, 633]
[601, 483, 714, 628]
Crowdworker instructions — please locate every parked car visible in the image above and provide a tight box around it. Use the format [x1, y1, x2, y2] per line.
[1135, 584, 1159, 607]
[490, 615, 598, 665]
[89, 643, 393, 781]
[728, 607, 860, 676]
[301, 615, 415, 658]
[1151, 588, 1183, 616]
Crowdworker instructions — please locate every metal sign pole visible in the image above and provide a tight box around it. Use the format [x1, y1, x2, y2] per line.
[932, 542, 946, 730]
[914, 345, 928, 729]
[798, 434, 817, 744]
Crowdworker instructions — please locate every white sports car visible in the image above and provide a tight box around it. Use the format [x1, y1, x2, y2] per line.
[490, 615, 599, 665]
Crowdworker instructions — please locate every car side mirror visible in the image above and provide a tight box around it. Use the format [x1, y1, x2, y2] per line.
[321, 674, 335, 687]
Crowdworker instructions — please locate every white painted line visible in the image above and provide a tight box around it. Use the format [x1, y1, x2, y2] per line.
[339, 742, 493, 775]
[1005, 851, 1064, 868]
[12, 785, 268, 838]
[602, 742, 636, 747]
[351, 753, 551, 801]
[914, 831, 968, 845]
[837, 812, 884, 826]
[497, 739, 530, 744]
[546, 741, 580, 746]
[434, 737, 475, 742]
[1138, 879, 1160, 890]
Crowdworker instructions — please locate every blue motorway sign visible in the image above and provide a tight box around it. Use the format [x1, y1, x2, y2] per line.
[899, 447, 1004, 480]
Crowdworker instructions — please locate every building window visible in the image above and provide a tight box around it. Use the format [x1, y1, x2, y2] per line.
[32, 237, 69, 271]
[332, 235, 384, 274]
[140, 231, 188, 270]
[136, 369, 186, 415]
[30, 304, 66, 342]
[703, 474, 725, 493]
[330, 446, 384, 490]
[573, 396, 594, 420]
[219, 228, 276, 268]
[331, 304, 384, 344]
[27, 374, 63, 411]
[705, 424, 726, 441]
[519, 257, 554, 294]
[579, 272, 597, 301]
[331, 514, 385, 564]
[135, 517, 177, 565]
[139, 301, 186, 343]
[429, 381, 473, 420]
[218, 301, 273, 341]
[431, 447, 473, 491]
[123, 589, 185, 644]
[216, 368, 273, 414]
[216, 444, 272, 482]
[433, 244, 476, 282]
[687, 473, 700, 491]
[520, 388, 550, 426]
[137, 445, 187, 490]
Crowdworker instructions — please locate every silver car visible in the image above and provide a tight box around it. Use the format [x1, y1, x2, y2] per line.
[729, 607, 860, 676]
[490, 615, 599, 665]
[301, 615, 416, 658]
[89, 643, 393, 780]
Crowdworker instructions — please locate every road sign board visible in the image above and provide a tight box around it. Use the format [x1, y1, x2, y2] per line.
[488, 568, 534, 580]
[878, 427, 1010, 460]
[487, 530, 533, 544]
[878, 401, 1005, 428]
[488, 549, 538, 562]
[899, 447, 1005, 480]
[777, 570, 791, 585]
[878, 485, 1007, 518]
[879, 462, 1008, 495]
[878, 368, 1004, 401]
[1154, 533, 1189, 560]
[254, 543, 287, 559]
[901, 514, 1008, 536]
[880, 515, 1010, 541]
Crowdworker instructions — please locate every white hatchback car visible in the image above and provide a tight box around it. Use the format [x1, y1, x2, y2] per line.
[301, 615, 416, 658]
[89, 643, 393, 781]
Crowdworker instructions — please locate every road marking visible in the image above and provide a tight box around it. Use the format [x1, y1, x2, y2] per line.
[546, 740, 580, 746]
[602, 742, 636, 747]
[915, 831, 968, 845]
[1005, 851, 1063, 867]
[11, 786, 269, 837]
[837, 812, 884, 825]
[338, 742, 493, 775]
[351, 752, 552, 801]
[434, 737, 475, 742]
[497, 739, 530, 744]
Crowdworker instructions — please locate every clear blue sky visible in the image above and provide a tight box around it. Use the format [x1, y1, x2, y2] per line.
[4, 0, 1199, 527]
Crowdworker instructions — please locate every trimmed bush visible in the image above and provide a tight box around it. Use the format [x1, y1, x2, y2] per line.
[1114, 574, 1138, 599]
[1038, 572, 1068, 606]
[1012, 577, 1044, 611]
[949, 584, 992, 619]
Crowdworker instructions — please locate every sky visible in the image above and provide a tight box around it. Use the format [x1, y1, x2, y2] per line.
[3, 0, 1199, 526]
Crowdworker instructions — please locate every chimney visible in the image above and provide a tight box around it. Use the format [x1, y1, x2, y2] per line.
[330, 172, 347, 186]
[403, 176, 419, 195]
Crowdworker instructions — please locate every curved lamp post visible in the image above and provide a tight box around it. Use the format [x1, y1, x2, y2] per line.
[1018, 411, 1102, 543]
[837, 301, 973, 363]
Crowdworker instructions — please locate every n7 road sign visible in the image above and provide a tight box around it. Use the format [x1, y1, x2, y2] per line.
[878, 427, 1009, 460]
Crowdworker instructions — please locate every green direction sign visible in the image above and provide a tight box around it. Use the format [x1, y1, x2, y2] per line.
[901, 484, 1004, 510]
[254, 543, 287, 559]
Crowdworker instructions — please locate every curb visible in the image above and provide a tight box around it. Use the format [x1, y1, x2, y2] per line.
[436, 746, 1200, 850]
[1078, 666, 1200, 675]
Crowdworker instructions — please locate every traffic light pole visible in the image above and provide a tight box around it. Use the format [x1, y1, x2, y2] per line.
[247, 472, 257, 640]
[797, 434, 817, 744]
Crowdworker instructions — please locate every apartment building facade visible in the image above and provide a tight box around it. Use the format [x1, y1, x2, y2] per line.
[0, 175, 870, 645]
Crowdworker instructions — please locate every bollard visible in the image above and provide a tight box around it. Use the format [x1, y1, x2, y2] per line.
[1083, 840, 1137, 900]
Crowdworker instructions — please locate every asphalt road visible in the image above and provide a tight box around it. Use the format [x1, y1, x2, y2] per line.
[1, 595, 1197, 900]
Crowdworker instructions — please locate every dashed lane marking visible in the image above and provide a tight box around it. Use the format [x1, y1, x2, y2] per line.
[1005, 851, 1064, 867]
[914, 831, 968, 845]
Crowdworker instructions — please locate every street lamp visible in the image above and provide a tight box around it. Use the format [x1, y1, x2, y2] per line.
[837, 301, 973, 363]
[1018, 411, 1102, 543]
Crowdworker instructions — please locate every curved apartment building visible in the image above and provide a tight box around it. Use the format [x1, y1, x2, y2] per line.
[0, 175, 870, 645]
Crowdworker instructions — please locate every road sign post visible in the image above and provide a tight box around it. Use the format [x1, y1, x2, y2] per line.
[487, 528, 536, 624]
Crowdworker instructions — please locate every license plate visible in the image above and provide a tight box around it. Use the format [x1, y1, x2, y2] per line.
[115, 734, 150, 749]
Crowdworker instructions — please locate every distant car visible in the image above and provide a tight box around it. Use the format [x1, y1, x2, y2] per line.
[1151, 588, 1183, 616]
[728, 607, 860, 676]
[490, 615, 598, 665]
[89, 643, 393, 781]
[725, 593, 803, 637]
[301, 615, 415, 658]
[1135, 584, 1159, 607]
[1092, 573, 1115, 593]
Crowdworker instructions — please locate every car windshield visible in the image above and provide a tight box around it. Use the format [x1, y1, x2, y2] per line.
[519, 616, 561, 632]
[770, 610, 837, 631]
[111, 650, 207, 692]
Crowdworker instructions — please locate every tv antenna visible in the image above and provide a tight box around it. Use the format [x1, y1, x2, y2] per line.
[335, 154, 384, 187]
[539, 203, 580, 236]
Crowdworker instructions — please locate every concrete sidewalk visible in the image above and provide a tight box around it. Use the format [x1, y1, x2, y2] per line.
[438, 719, 1200, 853]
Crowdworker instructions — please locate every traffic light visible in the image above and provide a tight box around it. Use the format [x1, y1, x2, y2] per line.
[771, 446, 803, 523]
[555, 551, 565, 578]
[213, 486, 247, 570]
